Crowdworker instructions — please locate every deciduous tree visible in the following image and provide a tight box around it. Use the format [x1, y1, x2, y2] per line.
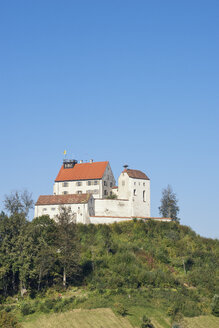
[4, 190, 34, 217]
[55, 206, 80, 288]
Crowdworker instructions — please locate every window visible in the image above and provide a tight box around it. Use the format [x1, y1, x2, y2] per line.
[134, 189, 136, 196]
[94, 180, 99, 185]
[139, 182, 140, 186]
[62, 182, 69, 187]
[77, 181, 82, 186]
[104, 190, 108, 196]
[110, 191, 112, 196]
[143, 182, 145, 186]
[122, 180, 125, 186]
[143, 190, 146, 202]
[104, 181, 107, 186]
[110, 182, 113, 187]
[43, 208, 47, 211]
[134, 182, 136, 185]
[77, 191, 82, 194]
[63, 191, 68, 195]
[87, 181, 92, 186]
[51, 207, 55, 211]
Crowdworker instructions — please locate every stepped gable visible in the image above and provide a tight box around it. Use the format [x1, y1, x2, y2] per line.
[123, 169, 150, 180]
[36, 194, 91, 205]
[55, 161, 108, 182]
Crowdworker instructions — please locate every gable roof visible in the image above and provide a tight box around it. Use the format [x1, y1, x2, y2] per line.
[123, 169, 150, 180]
[36, 194, 91, 206]
[55, 161, 109, 182]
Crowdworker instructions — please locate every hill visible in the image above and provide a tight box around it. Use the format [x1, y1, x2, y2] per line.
[0, 214, 219, 327]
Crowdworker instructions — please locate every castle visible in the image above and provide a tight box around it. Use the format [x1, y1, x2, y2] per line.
[35, 159, 171, 224]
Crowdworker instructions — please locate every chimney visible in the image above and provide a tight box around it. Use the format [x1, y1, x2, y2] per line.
[123, 164, 129, 170]
[90, 159, 93, 163]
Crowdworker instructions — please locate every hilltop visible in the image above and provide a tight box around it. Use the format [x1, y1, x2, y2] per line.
[0, 214, 219, 327]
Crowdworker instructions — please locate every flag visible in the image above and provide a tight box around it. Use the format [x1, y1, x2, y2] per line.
[64, 150, 66, 155]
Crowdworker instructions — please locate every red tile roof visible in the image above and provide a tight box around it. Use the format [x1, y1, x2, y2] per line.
[55, 161, 109, 182]
[123, 169, 150, 180]
[36, 194, 91, 205]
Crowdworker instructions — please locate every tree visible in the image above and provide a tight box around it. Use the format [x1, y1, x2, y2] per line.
[4, 190, 34, 217]
[159, 185, 179, 221]
[55, 206, 80, 288]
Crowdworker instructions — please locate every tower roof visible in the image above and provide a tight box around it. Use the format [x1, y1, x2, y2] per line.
[123, 169, 150, 180]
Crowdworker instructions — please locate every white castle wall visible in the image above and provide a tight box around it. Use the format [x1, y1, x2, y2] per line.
[89, 216, 133, 224]
[34, 197, 94, 224]
[94, 199, 131, 217]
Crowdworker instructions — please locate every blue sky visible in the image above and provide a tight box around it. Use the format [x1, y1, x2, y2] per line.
[0, 1, 218, 238]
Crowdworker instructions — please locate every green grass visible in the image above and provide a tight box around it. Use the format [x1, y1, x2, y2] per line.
[127, 305, 171, 328]
[185, 315, 219, 328]
[22, 308, 134, 328]
[21, 308, 219, 328]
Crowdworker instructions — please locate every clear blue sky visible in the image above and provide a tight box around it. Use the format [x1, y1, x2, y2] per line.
[0, 1, 218, 238]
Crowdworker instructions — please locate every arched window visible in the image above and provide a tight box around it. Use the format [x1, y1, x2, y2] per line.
[143, 190, 146, 202]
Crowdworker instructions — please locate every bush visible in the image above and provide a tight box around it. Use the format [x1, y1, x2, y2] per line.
[141, 315, 155, 328]
[0, 311, 21, 327]
[114, 302, 128, 316]
[53, 301, 65, 313]
[212, 295, 219, 317]
[20, 301, 35, 316]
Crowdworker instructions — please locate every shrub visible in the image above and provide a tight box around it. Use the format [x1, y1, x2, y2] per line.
[212, 295, 219, 317]
[20, 301, 35, 316]
[0, 311, 21, 328]
[4, 305, 13, 312]
[141, 315, 155, 328]
[114, 302, 128, 316]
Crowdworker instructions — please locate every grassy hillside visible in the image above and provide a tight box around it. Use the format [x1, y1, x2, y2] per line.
[21, 309, 219, 328]
[185, 315, 219, 328]
[1, 218, 219, 327]
[22, 308, 133, 328]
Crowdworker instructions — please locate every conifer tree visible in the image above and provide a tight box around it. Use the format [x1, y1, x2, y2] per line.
[159, 185, 180, 221]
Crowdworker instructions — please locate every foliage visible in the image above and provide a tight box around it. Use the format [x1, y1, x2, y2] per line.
[159, 185, 179, 221]
[4, 190, 34, 216]
[141, 314, 155, 327]
[212, 295, 219, 317]
[114, 302, 128, 316]
[0, 204, 219, 323]
[20, 301, 35, 315]
[0, 311, 21, 327]
[106, 194, 118, 199]
[55, 206, 81, 287]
